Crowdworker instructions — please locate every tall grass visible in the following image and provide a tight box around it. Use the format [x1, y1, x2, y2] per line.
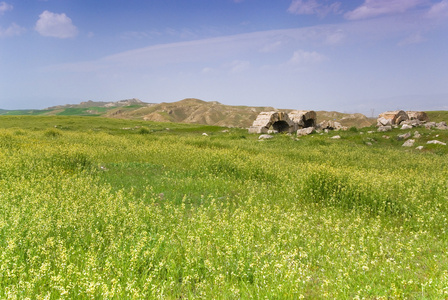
[0, 116, 447, 298]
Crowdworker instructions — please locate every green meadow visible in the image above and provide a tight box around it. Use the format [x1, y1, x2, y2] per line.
[0, 116, 447, 299]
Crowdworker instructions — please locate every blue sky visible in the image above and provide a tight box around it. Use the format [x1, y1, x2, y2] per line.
[1, 0, 448, 114]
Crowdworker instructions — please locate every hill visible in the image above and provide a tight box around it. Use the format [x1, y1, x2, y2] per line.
[0, 98, 383, 128]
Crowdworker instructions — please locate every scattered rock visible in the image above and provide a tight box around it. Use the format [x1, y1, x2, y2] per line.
[259, 134, 274, 139]
[221, 129, 229, 133]
[202, 133, 208, 136]
[382, 135, 390, 139]
[297, 127, 315, 136]
[401, 124, 413, 130]
[424, 122, 436, 129]
[366, 142, 373, 146]
[413, 131, 421, 138]
[402, 139, 415, 147]
[427, 140, 446, 145]
[436, 122, 448, 130]
[319, 120, 343, 131]
[267, 130, 278, 134]
[377, 117, 392, 126]
[416, 146, 424, 150]
[402, 119, 423, 127]
[367, 131, 374, 134]
[397, 132, 411, 140]
[377, 126, 392, 132]
[331, 135, 341, 139]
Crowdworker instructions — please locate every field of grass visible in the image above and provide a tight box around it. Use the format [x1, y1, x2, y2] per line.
[0, 116, 447, 299]
[426, 111, 448, 123]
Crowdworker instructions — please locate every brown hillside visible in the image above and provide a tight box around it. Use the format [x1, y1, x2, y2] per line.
[43, 98, 374, 128]
[316, 111, 375, 128]
[109, 98, 277, 128]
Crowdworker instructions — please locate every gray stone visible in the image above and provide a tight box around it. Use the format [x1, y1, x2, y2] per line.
[377, 126, 392, 132]
[397, 132, 411, 140]
[402, 119, 422, 127]
[297, 127, 315, 136]
[427, 140, 446, 146]
[416, 146, 424, 150]
[401, 124, 413, 130]
[331, 135, 341, 139]
[377, 117, 392, 126]
[436, 122, 448, 130]
[413, 131, 421, 138]
[402, 139, 415, 147]
[259, 134, 274, 139]
[424, 122, 436, 129]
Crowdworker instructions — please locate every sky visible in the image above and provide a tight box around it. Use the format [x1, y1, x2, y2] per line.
[1, 0, 448, 114]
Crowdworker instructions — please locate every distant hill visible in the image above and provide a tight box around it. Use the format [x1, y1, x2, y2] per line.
[0, 98, 378, 128]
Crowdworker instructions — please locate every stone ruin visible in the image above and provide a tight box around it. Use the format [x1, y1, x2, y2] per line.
[377, 110, 429, 127]
[377, 110, 447, 132]
[248, 111, 316, 134]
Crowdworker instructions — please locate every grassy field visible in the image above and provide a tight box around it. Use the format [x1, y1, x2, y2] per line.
[0, 116, 447, 299]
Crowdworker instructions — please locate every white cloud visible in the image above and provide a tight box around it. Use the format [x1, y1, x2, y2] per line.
[226, 60, 250, 73]
[260, 40, 285, 53]
[426, 0, 448, 18]
[289, 49, 327, 64]
[288, 0, 341, 17]
[345, 0, 425, 20]
[324, 29, 345, 44]
[0, 1, 12, 15]
[398, 31, 425, 46]
[201, 67, 214, 74]
[0, 23, 25, 37]
[35, 10, 78, 38]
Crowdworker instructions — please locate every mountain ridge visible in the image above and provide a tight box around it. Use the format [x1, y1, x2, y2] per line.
[1, 98, 376, 128]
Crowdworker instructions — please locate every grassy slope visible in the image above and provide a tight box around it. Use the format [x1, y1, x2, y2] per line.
[1, 116, 447, 298]
[426, 110, 448, 123]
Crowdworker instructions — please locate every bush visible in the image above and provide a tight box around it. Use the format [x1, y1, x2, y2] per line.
[44, 128, 62, 138]
[137, 127, 151, 134]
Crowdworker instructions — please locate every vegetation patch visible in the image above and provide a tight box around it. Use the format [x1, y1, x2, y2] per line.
[0, 115, 447, 299]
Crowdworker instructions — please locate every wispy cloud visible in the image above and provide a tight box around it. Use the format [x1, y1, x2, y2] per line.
[35, 10, 78, 38]
[398, 31, 425, 46]
[289, 49, 327, 65]
[226, 60, 250, 73]
[0, 1, 12, 15]
[0, 23, 25, 37]
[288, 0, 341, 17]
[53, 26, 346, 73]
[51, 11, 444, 74]
[344, 0, 425, 20]
[426, 0, 448, 18]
